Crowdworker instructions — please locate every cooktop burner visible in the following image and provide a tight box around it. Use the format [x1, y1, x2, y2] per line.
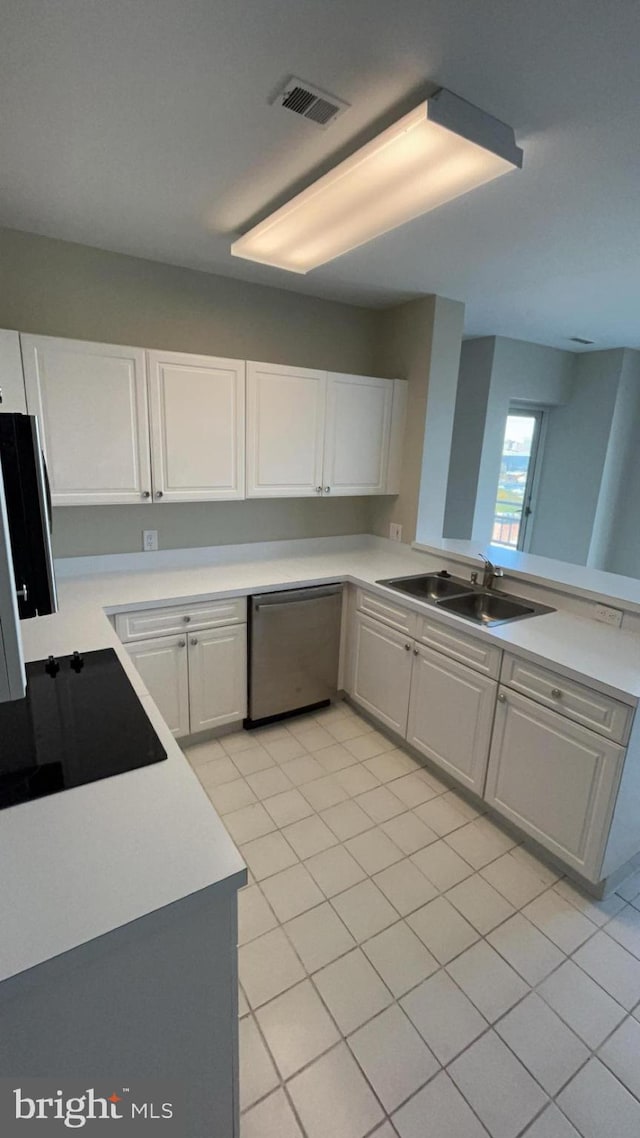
[0, 648, 166, 810]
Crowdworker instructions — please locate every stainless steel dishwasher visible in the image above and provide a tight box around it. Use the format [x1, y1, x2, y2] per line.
[246, 585, 343, 726]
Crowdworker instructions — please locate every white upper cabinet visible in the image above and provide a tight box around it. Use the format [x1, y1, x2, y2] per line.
[22, 334, 152, 506]
[323, 373, 392, 495]
[148, 351, 245, 502]
[246, 361, 326, 497]
[0, 331, 27, 414]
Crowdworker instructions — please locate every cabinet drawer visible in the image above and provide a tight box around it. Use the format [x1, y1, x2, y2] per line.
[416, 615, 501, 678]
[501, 653, 632, 745]
[115, 597, 246, 642]
[356, 589, 418, 637]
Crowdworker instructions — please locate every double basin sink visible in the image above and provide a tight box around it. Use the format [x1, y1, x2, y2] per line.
[376, 572, 554, 627]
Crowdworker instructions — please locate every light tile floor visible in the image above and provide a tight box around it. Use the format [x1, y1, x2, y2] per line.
[184, 703, 640, 1138]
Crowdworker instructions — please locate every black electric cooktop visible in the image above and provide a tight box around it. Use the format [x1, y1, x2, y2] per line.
[0, 648, 167, 811]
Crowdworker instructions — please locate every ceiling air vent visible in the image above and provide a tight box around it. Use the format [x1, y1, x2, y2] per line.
[273, 77, 349, 128]
[570, 336, 595, 345]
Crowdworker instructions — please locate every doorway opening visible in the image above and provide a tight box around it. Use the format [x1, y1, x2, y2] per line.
[492, 408, 544, 551]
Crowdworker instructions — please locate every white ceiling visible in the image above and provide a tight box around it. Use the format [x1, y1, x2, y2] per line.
[1, 0, 639, 350]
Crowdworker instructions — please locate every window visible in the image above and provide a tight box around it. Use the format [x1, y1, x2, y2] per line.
[492, 409, 544, 551]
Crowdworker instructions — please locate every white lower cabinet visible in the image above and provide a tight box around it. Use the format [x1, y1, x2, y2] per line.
[407, 644, 497, 793]
[188, 625, 247, 733]
[127, 634, 190, 738]
[351, 613, 413, 735]
[126, 619, 247, 738]
[485, 689, 624, 880]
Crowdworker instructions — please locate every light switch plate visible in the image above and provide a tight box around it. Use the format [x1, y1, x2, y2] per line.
[389, 522, 403, 542]
[143, 530, 158, 552]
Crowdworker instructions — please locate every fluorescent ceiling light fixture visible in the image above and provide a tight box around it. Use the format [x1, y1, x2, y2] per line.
[231, 88, 523, 274]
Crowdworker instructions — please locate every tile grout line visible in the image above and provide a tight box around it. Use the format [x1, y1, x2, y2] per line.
[188, 706, 640, 1135]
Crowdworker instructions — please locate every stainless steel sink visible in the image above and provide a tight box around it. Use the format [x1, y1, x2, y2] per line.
[376, 572, 554, 626]
[376, 573, 475, 602]
[437, 591, 552, 625]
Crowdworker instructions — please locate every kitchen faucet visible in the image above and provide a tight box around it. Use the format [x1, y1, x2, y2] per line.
[478, 554, 504, 590]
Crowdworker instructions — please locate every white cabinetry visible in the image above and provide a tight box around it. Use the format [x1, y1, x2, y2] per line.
[351, 612, 413, 734]
[121, 600, 247, 739]
[247, 362, 403, 499]
[127, 634, 190, 738]
[188, 625, 247, 732]
[407, 645, 497, 793]
[485, 689, 623, 880]
[246, 362, 326, 497]
[350, 595, 497, 791]
[148, 350, 245, 502]
[22, 335, 151, 505]
[0, 330, 27, 414]
[323, 373, 392, 495]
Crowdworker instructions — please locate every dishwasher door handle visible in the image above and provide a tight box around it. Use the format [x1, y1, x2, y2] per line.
[254, 587, 342, 611]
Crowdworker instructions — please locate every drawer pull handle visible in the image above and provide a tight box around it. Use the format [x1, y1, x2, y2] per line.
[497, 692, 507, 703]
[551, 687, 562, 699]
[183, 615, 191, 623]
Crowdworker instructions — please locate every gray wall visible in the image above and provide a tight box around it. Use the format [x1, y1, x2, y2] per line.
[368, 295, 465, 545]
[0, 227, 380, 556]
[531, 350, 625, 564]
[368, 297, 436, 543]
[603, 351, 640, 577]
[444, 337, 496, 538]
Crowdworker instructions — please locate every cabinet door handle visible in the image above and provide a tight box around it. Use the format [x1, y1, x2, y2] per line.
[413, 648, 419, 656]
[316, 486, 323, 494]
[497, 692, 507, 703]
[155, 490, 164, 499]
[190, 638, 198, 647]
[183, 615, 191, 623]
[551, 688, 562, 699]
[141, 490, 150, 499]
[178, 640, 186, 648]
[324, 486, 331, 493]
[404, 643, 411, 651]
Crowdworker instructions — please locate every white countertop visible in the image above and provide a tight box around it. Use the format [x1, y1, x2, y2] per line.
[414, 537, 640, 614]
[3, 534, 640, 984]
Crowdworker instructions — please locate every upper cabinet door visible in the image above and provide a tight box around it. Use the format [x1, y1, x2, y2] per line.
[246, 362, 326, 497]
[323, 374, 393, 495]
[0, 330, 27, 414]
[148, 351, 245, 502]
[21, 335, 152, 506]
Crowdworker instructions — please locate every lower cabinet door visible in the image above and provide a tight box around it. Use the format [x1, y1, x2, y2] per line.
[189, 625, 247, 733]
[485, 689, 624, 881]
[351, 612, 412, 735]
[406, 644, 496, 793]
[127, 634, 190, 738]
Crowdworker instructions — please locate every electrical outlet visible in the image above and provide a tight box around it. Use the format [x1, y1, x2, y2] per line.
[143, 530, 158, 552]
[389, 522, 403, 542]
[593, 603, 623, 628]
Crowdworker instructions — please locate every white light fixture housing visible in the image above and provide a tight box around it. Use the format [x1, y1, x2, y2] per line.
[231, 88, 523, 274]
